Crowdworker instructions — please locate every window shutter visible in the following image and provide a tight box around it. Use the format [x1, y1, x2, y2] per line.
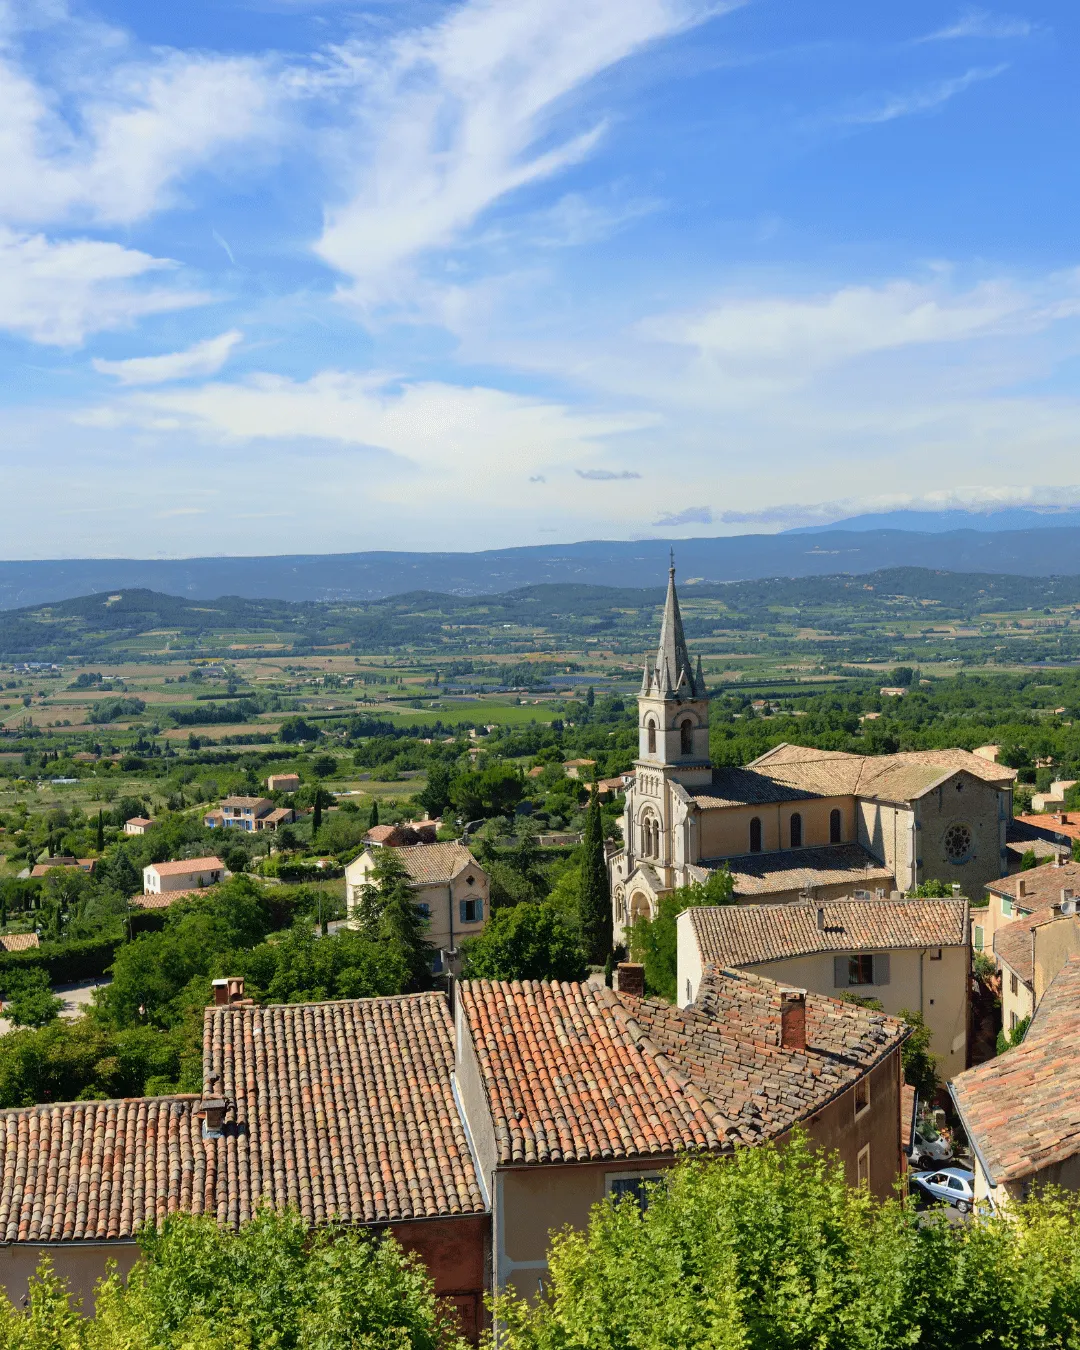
[833, 955, 848, 988]
[874, 954, 891, 986]
[475, 899, 484, 922]
[459, 899, 467, 924]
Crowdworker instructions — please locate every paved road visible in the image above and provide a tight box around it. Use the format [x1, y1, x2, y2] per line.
[0, 977, 111, 1036]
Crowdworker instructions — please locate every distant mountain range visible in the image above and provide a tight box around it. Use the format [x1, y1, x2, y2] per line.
[785, 508, 1080, 534]
[3, 523, 1080, 609]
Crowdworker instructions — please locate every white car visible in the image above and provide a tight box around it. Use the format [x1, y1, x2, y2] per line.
[910, 1167, 975, 1213]
[910, 1123, 951, 1168]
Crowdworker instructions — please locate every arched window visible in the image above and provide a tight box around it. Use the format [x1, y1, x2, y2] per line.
[830, 808, 842, 844]
[749, 816, 762, 853]
[680, 719, 693, 755]
[790, 812, 803, 848]
[646, 718, 657, 754]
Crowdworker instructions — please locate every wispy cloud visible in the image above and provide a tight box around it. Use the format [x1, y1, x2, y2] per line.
[654, 506, 712, 525]
[576, 468, 642, 480]
[0, 228, 208, 346]
[314, 0, 721, 308]
[918, 8, 1034, 42]
[840, 64, 1008, 125]
[93, 330, 244, 385]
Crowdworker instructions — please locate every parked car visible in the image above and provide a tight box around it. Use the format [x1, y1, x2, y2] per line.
[910, 1122, 951, 1168]
[910, 1167, 975, 1213]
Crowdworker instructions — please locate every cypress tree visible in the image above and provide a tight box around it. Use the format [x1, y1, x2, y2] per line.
[368, 798, 379, 830]
[312, 789, 323, 837]
[96, 809, 104, 852]
[579, 785, 612, 965]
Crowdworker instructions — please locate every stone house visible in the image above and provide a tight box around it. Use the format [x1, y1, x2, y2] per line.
[345, 842, 488, 974]
[677, 896, 971, 1079]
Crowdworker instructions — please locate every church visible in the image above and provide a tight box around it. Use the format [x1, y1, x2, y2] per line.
[609, 565, 1016, 942]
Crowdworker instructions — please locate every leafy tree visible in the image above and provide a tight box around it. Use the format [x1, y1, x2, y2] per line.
[232, 923, 406, 1004]
[2, 969, 63, 1028]
[417, 763, 452, 820]
[1020, 848, 1038, 871]
[631, 869, 735, 1002]
[311, 753, 337, 779]
[579, 786, 611, 965]
[356, 849, 432, 992]
[95, 808, 104, 852]
[0, 1209, 468, 1349]
[907, 879, 953, 898]
[897, 1007, 939, 1102]
[462, 901, 587, 982]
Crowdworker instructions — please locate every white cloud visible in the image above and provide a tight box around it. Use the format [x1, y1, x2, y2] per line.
[77, 370, 654, 489]
[93, 330, 243, 385]
[314, 0, 720, 306]
[645, 275, 1080, 390]
[840, 64, 1008, 125]
[919, 8, 1034, 41]
[0, 27, 281, 227]
[0, 227, 208, 346]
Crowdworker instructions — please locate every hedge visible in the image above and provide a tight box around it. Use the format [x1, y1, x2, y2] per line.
[0, 935, 120, 989]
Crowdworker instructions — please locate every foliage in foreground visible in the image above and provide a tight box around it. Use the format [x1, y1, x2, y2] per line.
[497, 1133, 1080, 1350]
[0, 1208, 467, 1350]
[630, 868, 735, 1002]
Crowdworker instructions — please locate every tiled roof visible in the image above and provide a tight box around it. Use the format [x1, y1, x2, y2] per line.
[986, 860, 1080, 907]
[951, 956, 1080, 1184]
[125, 816, 153, 827]
[1013, 812, 1080, 842]
[365, 824, 402, 843]
[132, 888, 213, 909]
[458, 970, 907, 1167]
[716, 843, 894, 898]
[0, 932, 39, 952]
[693, 766, 822, 808]
[687, 897, 968, 969]
[147, 856, 225, 877]
[205, 994, 486, 1225]
[992, 906, 1080, 986]
[263, 807, 294, 823]
[0, 1097, 209, 1242]
[747, 744, 1015, 803]
[385, 842, 480, 885]
[221, 797, 273, 811]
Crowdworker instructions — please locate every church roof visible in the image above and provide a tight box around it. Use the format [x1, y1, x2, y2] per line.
[641, 564, 704, 701]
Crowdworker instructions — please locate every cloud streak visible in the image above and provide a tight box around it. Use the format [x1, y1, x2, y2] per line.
[840, 64, 1008, 125]
[93, 330, 244, 385]
[918, 8, 1034, 41]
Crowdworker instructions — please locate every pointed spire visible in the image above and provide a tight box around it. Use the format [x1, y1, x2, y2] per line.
[654, 557, 695, 700]
[695, 654, 706, 699]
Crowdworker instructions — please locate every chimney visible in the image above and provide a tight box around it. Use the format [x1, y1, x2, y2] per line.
[780, 987, 807, 1051]
[1017, 877, 1027, 899]
[198, 1097, 228, 1138]
[615, 963, 645, 998]
[212, 976, 245, 1006]
[875, 888, 885, 900]
[816, 907, 826, 931]
[952, 883, 962, 897]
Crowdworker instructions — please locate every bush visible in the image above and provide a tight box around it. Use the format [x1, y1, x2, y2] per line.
[0, 935, 120, 988]
[461, 901, 587, 983]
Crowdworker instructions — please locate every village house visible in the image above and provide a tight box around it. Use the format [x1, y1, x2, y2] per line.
[676, 896, 971, 1078]
[1012, 809, 1080, 851]
[950, 956, 1080, 1210]
[993, 896, 1080, 1037]
[204, 796, 295, 832]
[363, 822, 438, 848]
[266, 772, 300, 793]
[1031, 779, 1078, 813]
[142, 856, 225, 895]
[563, 758, 596, 780]
[345, 842, 489, 974]
[123, 816, 154, 836]
[454, 966, 909, 1302]
[976, 859, 1080, 957]
[29, 857, 96, 879]
[609, 565, 1016, 939]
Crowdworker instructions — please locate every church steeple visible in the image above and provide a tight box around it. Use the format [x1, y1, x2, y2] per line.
[643, 554, 701, 700]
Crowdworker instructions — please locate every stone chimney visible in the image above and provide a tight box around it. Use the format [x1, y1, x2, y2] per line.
[952, 883, 962, 896]
[212, 976, 245, 1007]
[197, 1097, 229, 1138]
[780, 987, 807, 1051]
[615, 963, 645, 998]
[816, 907, 826, 931]
[1017, 877, 1028, 900]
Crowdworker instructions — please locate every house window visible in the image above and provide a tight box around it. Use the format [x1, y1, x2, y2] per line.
[1010, 1011, 1019, 1032]
[830, 808, 842, 844]
[431, 950, 445, 974]
[749, 817, 762, 853]
[680, 719, 693, 755]
[854, 1077, 870, 1117]
[416, 902, 431, 918]
[790, 812, 803, 849]
[1001, 896, 1014, 918]
[606, 1172, 658, 1212]
[848, 954, 875, 986]
[1010, 972, 1018, 997]
[646, 719, 656, 754]
[460, 898, 483, 924]
[929, 947, 943, 961]
[857, 1144, 871, 1190]
[973, 925, 984, 951]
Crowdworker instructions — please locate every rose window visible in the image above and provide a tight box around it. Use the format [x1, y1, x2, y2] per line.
[943, 823, 973, 864]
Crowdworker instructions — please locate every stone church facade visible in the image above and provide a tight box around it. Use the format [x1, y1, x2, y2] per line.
[609, 568, 1016, 942]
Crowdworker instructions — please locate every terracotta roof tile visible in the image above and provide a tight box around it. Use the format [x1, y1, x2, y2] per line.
[993, 906, 1080, 986]
[459, 970, 907, 1167]
[0, 1097, 208, 1243]
[717, 844, 894, 898]
[951, 957, 1080, 1184]
[204, 995, 486, 1224]
[0, 933, 39, 952]
[688, 897, 968, 968]
[377, 842, 479, 885]
[986, 860, 1080, 907]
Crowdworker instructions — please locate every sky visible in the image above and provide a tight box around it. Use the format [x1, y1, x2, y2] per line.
[1, 0, 1078, 558]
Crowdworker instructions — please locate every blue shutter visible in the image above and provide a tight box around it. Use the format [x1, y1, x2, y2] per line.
[459, 899, 467, 924]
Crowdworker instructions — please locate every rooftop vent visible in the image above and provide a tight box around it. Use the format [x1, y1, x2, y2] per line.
[779, 987, 807, 1052]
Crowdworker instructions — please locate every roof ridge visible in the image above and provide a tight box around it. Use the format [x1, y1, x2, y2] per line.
[0, 1093, 202, 1116]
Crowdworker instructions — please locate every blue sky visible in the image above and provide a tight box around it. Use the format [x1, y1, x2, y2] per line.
[1, 0, 1077, 557]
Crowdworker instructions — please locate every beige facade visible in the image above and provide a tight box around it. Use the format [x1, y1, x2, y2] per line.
[143, 857, 224, 894]
[345, 843, 488, 972]
[0, 1241, 141, 1313]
